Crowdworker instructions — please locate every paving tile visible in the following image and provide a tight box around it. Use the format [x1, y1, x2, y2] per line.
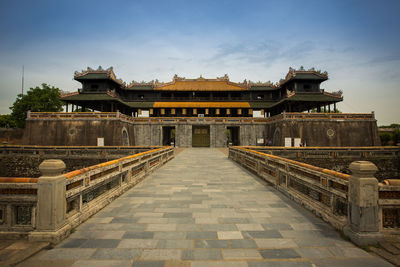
[195, 218, 219, 224]
[259, 248, 302, 259]
[40, 248, 96, 260]
[91, 248, 141, 259]
[254, 238, 298, 249]
[146, 224, 177, 231]
[110, 217, 139, 223]
[57, 238, 88, 248]
[158, 240, 194, 248]
[191, 262, 248, 267]
[118, 239, 158, 248]
[140, 249, 181, 260]
[195, 240, 230, 248]
[202, 224, 237, 231]
[137, 217, 169, 224]
[218, 231, 243, 240]
[154, 231, 187, 239]
[122, 231, 154, 239]
[222, 249, 262, 259]
[182, 249, 222, 260]
[71, 260, 131, 267]
[219, 218, 249, 224]
[177, 224, 202, 231]
[164, 212, 192, 218]
[328, 247, 374, 258]
[131, 261, 165, 267]
[242, 230, 282, 239]
[187, 231, 218, 239]
[248, 261, 313, 267]
[81, 239, 120, 248]
[295, 247, 333, 258]
[236, 224, 264, 231]
[311, 258, 393, 267]
[230, 239, 258, 248]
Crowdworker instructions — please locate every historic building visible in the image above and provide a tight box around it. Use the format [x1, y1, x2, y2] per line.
[61, 66, 343, 117]
[23, 66, 380, 148]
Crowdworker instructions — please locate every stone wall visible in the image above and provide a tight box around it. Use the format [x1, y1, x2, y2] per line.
[0, 147, 154, 178]
[23, 112, 381, 147]
[265, 118, 381, 147]
[0, 128, 24, 144]
[23, 119, 135, 146]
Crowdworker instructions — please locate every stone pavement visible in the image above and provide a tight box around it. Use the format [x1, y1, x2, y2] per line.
[18, 148, 392, 267]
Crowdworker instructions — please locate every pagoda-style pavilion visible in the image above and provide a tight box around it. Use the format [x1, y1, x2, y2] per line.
[61, 66, 343, 117]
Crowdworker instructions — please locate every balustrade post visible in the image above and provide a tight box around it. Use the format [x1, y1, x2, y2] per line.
[343, 161, 383, 245]
[29, 159, 70, 243]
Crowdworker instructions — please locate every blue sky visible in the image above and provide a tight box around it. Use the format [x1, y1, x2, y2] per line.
[0, 0, 399, 125]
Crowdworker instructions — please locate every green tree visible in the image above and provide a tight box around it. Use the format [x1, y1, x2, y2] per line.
[379, 132, 392, 146]
[392, 129, 400, 145]
[10, 83, 63, 128]
[0, 114, 17, 128]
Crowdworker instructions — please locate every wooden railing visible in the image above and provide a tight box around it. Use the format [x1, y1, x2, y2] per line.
[242, 146, 400, 159]
[64, 146, 174, 231]
[229, 146, 349, 229]
[229, 146, 400, 232]
[0, 146, 174, 240]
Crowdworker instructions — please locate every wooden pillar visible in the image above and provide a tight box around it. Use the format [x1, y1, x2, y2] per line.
[160, 108, 165, 115]
[171, 108, 176, 115]
[261, 109, 265, 116]
[248, 109, 253, 116]
[182, 108, 187, 115]
[328, 104, 331, 113]
[216, 108, 220, 115]
[149, 108, 154, 115]
[193, 108, 197, 115]
[226, 108, 231, 116]
[205, 108, 209, 115]
[138, 109, 142, 115]
[334, 103, 337, 113]
[237, 108, 242, 116]
[66, 104, 68, 112]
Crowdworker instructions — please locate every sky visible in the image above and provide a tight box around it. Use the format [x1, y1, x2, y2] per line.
[0, 0, 399, 125]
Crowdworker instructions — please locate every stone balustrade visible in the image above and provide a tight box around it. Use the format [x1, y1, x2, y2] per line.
[229, 146, 400, 245]
[0, 146, 174, 243]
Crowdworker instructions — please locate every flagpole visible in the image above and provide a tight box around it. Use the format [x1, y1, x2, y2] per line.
[22, 65, 24, 95]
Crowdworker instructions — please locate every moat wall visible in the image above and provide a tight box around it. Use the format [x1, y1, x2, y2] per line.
[22, 112, 381, 147]
[23, 119, 135, 146]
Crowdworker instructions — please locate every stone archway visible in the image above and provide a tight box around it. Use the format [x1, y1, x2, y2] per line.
[272, 127, 281, 146]
[122, 127, 130, 146]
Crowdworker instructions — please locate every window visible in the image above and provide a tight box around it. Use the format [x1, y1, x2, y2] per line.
[304, 84, 311, 91]
[90, 84, 99, 89]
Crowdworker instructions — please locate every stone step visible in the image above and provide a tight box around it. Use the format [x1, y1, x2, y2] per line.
[370, 247, 400, 266]
[380, 241, 400, 255]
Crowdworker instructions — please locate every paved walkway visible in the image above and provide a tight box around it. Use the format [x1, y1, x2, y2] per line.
[19, 148, 392, 267]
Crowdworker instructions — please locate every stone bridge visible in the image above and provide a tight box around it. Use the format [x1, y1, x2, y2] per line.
[18, 148, 392, 266]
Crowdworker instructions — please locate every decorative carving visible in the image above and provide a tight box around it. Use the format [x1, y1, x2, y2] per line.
[74, 66, 126, 87]
[280, 66, 329, 85]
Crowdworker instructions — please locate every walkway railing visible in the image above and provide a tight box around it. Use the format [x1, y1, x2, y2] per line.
[0, 146, 174, 243]
[27, 111, 376, 125]
[229, 146, 400, 243]
[229, 146, 349, 229]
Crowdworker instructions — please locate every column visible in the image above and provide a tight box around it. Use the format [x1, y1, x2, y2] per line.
[237, 108, 242, 116]
[182, 108, 187, 116]
[344, 161, 383, 245]
[216, 108, 220, 116]
[29, 159, 68, 243]
[226, 108, 231, 116]
[193, 108, 197, 115]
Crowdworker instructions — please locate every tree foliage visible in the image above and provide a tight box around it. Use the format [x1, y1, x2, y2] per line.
[10, 83, 63, 128]
[0, 114, 17, 128]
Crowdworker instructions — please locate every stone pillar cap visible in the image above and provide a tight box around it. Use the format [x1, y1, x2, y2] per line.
[349, 161, 378, 176]
[39, 159, 66, 176]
